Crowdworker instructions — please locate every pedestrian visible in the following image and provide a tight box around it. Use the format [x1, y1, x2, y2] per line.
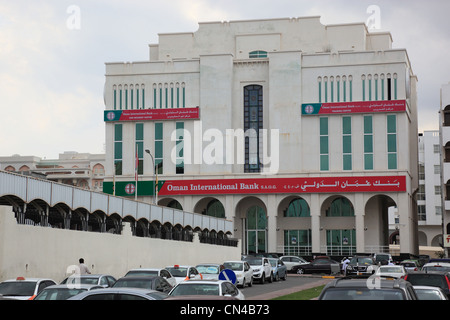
[79, 258, 91, 275]
[341, 257, 350, 274]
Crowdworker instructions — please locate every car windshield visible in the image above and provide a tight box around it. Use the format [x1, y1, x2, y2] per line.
[170, 283, 220, 296]
[269, 260, 277, 267]
[321, 288, 405, 300]
[61, 277, 99, 285]
[406, 274, 447, 288]
[196, 265, 220, 274]
[113, 279, 153, 289]
[401, 263, 416, 267]
[415, 288, 445, 300]
[125, 270, 158, 277]
[423, 265, 450, 272]
[379, 267, 404, 273]
[166, 267, 188, 277]
[245, 259, 263, 266]
[34, 288, 87, 300]
[223, 262, 243, 271]
[374, 254, 390, 263]
[350, 257, 373, 265]
[0, 281, 36, 296]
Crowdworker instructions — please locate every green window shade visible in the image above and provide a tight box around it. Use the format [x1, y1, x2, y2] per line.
[320, 155, 329, 171]
[364, 116, 372, 134]
[343, 155, 352, 171]
[155, 141, 163, 158]
[387, 134, 397, 153]
[320, 137, 329, 154]
[320, 118, 328, 135]
[342, 117, 351, 134]
[343, 136, 352, 154]
[387, 115, 396, 133]
[114, 124, 123, 141]
[364, 154, 373, 170]
[135, 123, 143, 140]
[114, 142, 122, 160]
[155, 123, 163, 140]
[388, 153, 397, 170]
[364, 135, 373, 153]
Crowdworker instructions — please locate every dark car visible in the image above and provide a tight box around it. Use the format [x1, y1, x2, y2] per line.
[318, 277, 418, 300]
[404, 271, 450, 298]
[345, 256, 378, 277]
[112, 276, 173, 294]
[292, 257, 341, 275]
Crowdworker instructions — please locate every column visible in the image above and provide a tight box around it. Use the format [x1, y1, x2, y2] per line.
[267, 195, 278, 253]
[354, 195, 365, 253]
[310, 194, 321, 254]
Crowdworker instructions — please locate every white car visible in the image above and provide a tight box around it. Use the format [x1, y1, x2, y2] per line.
[165, 265, 202, 284]
[168, 279, 245, 300]
[223, 261, 254, 287]
[0, 277, 57, 300]
[195, 264, 224, 280]
[421, 262, 450, 272]
[374, 265, 406, 278]
[124, 268, 177, 287]
[280, 255, 309, 272]
[244, 257, 273, 284]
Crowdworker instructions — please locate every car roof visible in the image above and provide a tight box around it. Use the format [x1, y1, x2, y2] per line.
[42, 284, 103, 289]
[116, 276, 160, 281]
[176, 279, 231, 284]
[423, 262, 450, 267]
[67, 287, 162, 298]
[326, 277, 409, 289]
[127, 268, 163, 271]
[3, 278, 55, 282]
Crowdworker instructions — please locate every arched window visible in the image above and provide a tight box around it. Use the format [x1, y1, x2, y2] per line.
[205, 199, 225, 218]
[249, 50, 267, 58]
[284, 198, 310, 217]
[167, 200, 183, 210]
[244, 85, 263, 172]
[326, 197, 354, 217]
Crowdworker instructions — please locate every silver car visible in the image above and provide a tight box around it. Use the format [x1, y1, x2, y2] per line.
[68, 287, 168, 300]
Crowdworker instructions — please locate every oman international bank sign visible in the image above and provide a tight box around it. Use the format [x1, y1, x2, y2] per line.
[301, 100, 407, 115]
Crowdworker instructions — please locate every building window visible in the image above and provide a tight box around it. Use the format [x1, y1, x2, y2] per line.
[436, 206, 442, 215]
[320, 117, 329, 171]
[417, 205, 426, 221]
[342, 116, 352, 171]
[135, 123, 144, 175]
[435, 185, 441, 195]
[244, 85, 263, 173]
[326, 197, 355, 217]
[364, 116, 374, 170]
[387, 114, 397, 169]
[176, 122, 184, 174]
[114, 124, 123, 175]
[434, 165, 441, 175]
[249, 50, 268, 58]
[362, 75, 366, 101]
[205, 199, 225, 218]
[419, 163, 425, 180]
[417, 184, 425, 200]
[155, 123, 163, 174]
[434, 144, 440, 154]
[284, 198, 311, 217]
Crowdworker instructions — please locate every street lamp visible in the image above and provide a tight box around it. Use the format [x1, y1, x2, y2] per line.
[145, 149, 158, 205]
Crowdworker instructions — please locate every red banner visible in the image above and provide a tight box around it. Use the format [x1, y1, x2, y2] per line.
[104, 107, 200, 122]
[302, 100, 406, 115]
[158, 176, 406, 196]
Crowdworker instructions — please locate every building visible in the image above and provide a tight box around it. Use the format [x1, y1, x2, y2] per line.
[103, 17, 419, 256]
[440, 82, 450, 256]
[411, 131, 443, 247]
[0, 152, 105, 192]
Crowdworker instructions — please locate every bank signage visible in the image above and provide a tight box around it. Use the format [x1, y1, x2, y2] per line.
[104, 107, 200, 122]
[103, 176, 406, 197]
[301, 100, 406, 115]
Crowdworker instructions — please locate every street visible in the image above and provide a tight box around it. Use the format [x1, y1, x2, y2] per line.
[240, 274, 333, 300]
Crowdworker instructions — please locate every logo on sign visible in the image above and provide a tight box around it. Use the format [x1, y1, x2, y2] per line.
[106, 112, 116, 121]
[124, 183, 135, 195]
[304, 105, 315, 114]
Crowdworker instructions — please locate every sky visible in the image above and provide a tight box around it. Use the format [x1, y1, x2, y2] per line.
[0, 0, 449, 159]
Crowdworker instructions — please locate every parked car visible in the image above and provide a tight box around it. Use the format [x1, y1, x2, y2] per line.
[124, 268, 176, 286]
[0, 277, 57, 300]
[243, 256, 273, 284]
[404, 271, 450, 298]
[68, 287, 168, 300]
[372, 253, 394, 265]
[165, 265, 202, 284]
[345, 256, 378, 277]
[413, 285, 449, 300]
[33, 284, 103, 300]
[268, 258, 287, 281]
[421, 262, 450, 273]
[223, 261, 253, 287]
[374, 265, 407, 279]
[399, 260, 420, 273]
[318, 277, 418, 300]
[195, 264, 225, 280]
[280, 255, 309, 272]
[60, 274, 116, 288]
[292, 257, 341, 275]
[112, 276, 173, 293]
[168, 279, 245, 300]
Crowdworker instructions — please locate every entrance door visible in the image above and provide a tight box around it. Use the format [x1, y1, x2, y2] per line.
[246, 206, 267, 254]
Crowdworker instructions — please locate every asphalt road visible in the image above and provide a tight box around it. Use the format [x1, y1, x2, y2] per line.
[240, 274, 334, 300]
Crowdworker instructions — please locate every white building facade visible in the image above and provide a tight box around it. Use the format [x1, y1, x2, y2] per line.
[440, 82, 450, 256]
[103, 17, 419, 256]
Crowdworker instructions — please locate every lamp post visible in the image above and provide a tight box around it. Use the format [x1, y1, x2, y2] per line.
[145, 149, 158, 205]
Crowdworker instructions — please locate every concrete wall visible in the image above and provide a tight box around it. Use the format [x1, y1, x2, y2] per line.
[0, 206, 241, 283]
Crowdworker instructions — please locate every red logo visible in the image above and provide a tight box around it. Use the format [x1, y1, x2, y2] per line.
[124, 183, 135, 195]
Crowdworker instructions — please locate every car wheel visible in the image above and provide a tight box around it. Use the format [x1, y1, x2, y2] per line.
[268, 272, 273, 283]
[274, 272, 280, 282]
[260, 273, 265, 284]
[248, 277, 253, 287]
[297, 268, 305, 275]
[282, 272, 287, 281]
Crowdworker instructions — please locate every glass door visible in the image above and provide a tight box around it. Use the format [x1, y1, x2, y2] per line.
[246, 206, 267, 254]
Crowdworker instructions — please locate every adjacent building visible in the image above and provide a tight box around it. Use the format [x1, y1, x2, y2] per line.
[102, 17, 419, 256]
[440, 82, 450, 256]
